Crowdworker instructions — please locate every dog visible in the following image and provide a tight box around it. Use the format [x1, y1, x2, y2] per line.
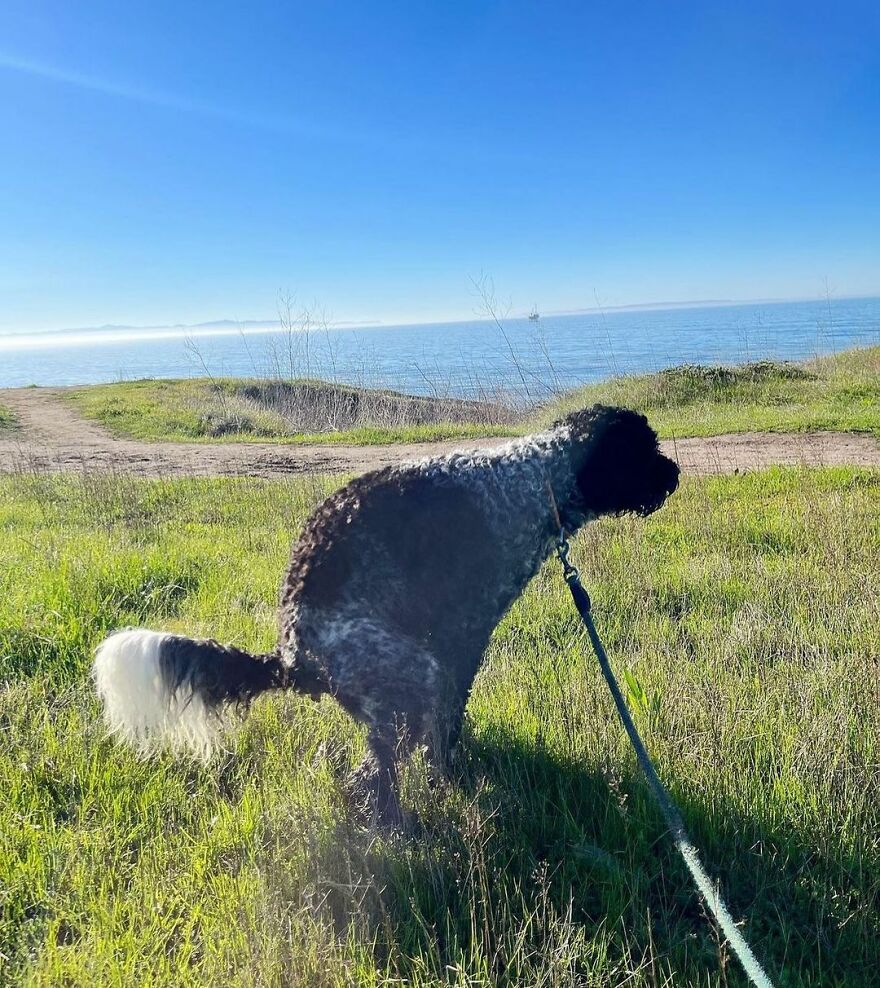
[93, 404, 679, 825]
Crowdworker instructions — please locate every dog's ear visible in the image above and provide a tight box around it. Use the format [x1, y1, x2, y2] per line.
[565, 405, 679, 517]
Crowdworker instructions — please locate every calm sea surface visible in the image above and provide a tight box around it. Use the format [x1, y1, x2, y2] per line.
[1, 297, 878, 400]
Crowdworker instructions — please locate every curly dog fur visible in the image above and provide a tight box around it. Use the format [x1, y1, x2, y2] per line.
[93, 405, 679, 824]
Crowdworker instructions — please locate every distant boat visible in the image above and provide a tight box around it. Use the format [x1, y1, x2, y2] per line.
[528, 305, 540, 321]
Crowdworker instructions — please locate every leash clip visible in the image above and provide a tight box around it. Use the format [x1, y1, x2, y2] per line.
[555, 528, 581, 583]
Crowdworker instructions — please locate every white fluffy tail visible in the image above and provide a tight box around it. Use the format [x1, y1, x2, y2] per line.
[92, 630, 224, 758]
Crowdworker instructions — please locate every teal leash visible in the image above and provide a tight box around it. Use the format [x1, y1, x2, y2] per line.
[555, 530, 776, 988]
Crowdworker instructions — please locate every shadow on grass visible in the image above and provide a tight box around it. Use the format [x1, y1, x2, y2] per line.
[298, 726, 877, 987]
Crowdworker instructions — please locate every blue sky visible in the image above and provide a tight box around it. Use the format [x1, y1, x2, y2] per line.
[1, 1, 878, 333]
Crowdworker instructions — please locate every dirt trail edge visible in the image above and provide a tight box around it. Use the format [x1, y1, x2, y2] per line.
[1, 387, 879, 479]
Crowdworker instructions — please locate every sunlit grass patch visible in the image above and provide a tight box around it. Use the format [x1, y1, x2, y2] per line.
[1, 467, 878, 984]
[66, 378, 517, 446]
[535, 345, 880, 438]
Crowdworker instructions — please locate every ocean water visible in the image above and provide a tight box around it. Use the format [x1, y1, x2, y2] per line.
[1, 297, 878, 399]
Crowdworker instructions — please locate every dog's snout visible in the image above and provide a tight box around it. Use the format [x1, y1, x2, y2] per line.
[657, 454, 680, 496]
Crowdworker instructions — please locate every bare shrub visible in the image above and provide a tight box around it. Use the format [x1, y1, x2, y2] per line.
[234, 380, 515, 434]
[182, 292, 536, 437]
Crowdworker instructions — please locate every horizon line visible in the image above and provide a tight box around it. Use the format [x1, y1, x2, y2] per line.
[2, 290, 879, 341]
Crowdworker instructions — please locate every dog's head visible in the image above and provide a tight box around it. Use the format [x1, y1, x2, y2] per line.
[562, 404, 679, 518]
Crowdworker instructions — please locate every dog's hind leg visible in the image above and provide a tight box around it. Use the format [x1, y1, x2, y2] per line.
[347, 719, 414, 829]
[305, 609, 446, 826]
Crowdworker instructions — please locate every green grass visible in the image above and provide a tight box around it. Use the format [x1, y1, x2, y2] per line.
[0, 404, 16, 430]
[1, 467, 878, 985]
[65, 346, 879, 446]
[65, 378, 515, 446]
[535, 346, 880, 438]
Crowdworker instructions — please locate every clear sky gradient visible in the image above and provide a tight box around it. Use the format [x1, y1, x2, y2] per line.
[1, 1, 878, 333]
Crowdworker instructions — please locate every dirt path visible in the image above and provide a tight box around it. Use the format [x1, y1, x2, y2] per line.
[1, 386, 879, 478]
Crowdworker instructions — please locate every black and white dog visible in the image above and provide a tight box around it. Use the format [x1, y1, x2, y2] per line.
[94, 405, 679, 824]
